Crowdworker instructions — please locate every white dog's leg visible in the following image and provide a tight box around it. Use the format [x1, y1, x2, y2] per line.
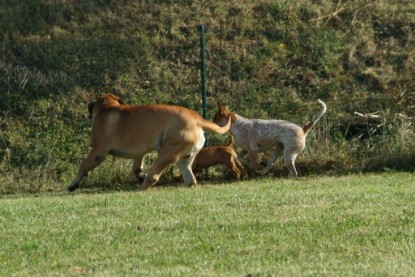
[247, 151, 259, 171]
[237, 149, 249, 166]
[259, 144, 283, 175]
[284, 152, 299, 177]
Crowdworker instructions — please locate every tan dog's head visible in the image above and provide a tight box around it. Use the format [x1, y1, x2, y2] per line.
[213, 102, 235, 127]
[88, 94, 125, 119]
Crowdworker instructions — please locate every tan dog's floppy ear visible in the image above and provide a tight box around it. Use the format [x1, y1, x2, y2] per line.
[88, 102, 94, 119]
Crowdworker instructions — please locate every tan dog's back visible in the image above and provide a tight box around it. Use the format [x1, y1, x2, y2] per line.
[92, 104, 204, 157]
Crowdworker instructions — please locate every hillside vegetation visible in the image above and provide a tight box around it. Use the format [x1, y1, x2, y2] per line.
[1, 0, 414, 193]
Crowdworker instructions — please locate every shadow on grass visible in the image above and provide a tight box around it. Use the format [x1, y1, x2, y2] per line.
[69, 160, 343, 195]
[73, 172, 244, 195]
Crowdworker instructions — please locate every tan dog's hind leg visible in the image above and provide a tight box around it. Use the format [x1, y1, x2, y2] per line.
[176, 131, 204, 187]
[132, 155, 146, 182]
[138, 142, 192, 190]
[68, 148, 107, 192]
[176, 153, 198, 187]
[139, 157, 175, 191]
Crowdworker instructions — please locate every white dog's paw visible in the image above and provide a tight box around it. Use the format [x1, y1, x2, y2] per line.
[258, 169, 270, 175]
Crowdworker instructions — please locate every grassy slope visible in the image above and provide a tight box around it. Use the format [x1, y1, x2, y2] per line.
[1, 173, 415, 276]
[0, 0, 415, 193]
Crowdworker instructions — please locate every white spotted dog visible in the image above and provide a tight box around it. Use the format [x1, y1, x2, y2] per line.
[212, 100, 327, 177]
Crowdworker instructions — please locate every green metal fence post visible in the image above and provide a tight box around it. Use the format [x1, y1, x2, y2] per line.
[199, 24, 208, 145]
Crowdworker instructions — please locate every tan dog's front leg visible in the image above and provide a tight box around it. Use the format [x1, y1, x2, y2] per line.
[68, 149, 107, 192]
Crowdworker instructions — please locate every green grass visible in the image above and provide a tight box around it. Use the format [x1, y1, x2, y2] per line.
[1, 173, 414, 276]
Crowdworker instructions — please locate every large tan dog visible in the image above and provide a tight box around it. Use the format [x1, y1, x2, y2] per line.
[68, 94, 230, 192]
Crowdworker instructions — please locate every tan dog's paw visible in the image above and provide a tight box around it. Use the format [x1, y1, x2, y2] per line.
[134, 170, 146, 182]
[137, 184, 149, 191]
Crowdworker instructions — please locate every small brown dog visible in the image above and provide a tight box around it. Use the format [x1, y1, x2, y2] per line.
[192, 136, 248, 180]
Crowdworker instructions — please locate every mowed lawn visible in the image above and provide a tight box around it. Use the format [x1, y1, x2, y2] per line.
[1, 173, 414, 276]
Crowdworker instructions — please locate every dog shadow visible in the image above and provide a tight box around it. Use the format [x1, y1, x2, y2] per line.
[71, 168, 245, 194]
[66, 159, 342, 194]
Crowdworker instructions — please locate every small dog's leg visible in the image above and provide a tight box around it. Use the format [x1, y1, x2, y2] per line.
[225, 157, 241, 180]
[235, 158, 248, 179]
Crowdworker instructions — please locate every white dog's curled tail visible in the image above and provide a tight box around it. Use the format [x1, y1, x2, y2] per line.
[303, 99, 327, 135]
